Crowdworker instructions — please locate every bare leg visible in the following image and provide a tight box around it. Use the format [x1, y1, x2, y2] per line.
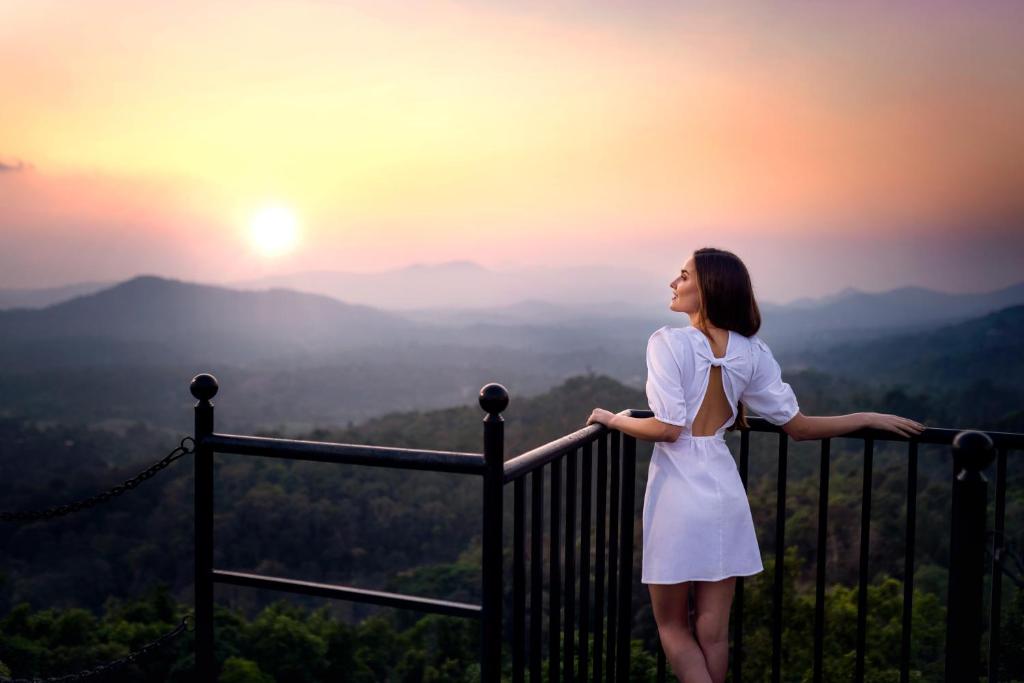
[693, 577, 736, 683]
[648, 582, 712, 683]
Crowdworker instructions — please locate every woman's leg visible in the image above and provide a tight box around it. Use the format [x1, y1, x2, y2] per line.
[693, 577, 736, 683]
[648, 582, 712, 683]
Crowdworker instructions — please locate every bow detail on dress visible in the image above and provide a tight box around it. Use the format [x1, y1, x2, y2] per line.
[689, 328, 746, 370]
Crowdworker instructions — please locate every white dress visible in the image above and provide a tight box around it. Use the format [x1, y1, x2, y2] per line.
[640, 325, 800, 584]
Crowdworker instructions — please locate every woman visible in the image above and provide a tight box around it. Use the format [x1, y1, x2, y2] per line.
[586, 247, 925, 683]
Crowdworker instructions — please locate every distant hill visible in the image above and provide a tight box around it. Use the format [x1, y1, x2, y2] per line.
[7, 268, 1023, 352]
[0, 281, 113, 309]
[238, 264, 1024, 348]
[230, 261, 668, 312]
[0, 276, 409, 368]
[758, 281, 1024, 349]
[793, 304, 1024, 390]
[0, 276, 649, 430]
[781, 286, 862, 309]
[1, 274, 1021, 432]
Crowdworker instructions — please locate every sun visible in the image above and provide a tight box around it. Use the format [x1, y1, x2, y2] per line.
[248, 205, 300, 257]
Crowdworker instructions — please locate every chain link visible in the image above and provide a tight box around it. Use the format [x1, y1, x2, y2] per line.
[1, 437, 195, 522]
[0, 615, 192, 683]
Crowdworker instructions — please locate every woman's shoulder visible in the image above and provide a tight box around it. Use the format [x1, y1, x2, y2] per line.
[744, 332, 771, 354]
[646, 326, 695, 365]
[648, 325, 695, 347]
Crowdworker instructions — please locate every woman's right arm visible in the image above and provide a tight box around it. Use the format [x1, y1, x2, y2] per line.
[782, 411, 926, 441]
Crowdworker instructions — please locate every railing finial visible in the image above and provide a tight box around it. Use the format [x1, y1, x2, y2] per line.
[952, 430, 995, 480]
[479, 383, 509, 416]
[190, 373, 219, 403]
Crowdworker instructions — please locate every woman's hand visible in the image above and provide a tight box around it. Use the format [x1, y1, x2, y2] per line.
[864, 412, 927, 438]
[587, 408, 617, 429]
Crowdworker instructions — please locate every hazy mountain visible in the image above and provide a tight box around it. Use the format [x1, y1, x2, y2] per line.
[6, 273, 1023, 369]
[790, 304, 1024, 389]
[398, 298, 648, 325]
[2, 273, 1021, 433]
[0, 276, 646, 431]
[0, 275, 410, 367]
[9, 263, 1023, 342]
[758, 281, 1024, 349]
[234, 262, 1024, 344]
[780, 286, 861, 310]
[230, 261, 669, 314]
[0, 281, 113, 309]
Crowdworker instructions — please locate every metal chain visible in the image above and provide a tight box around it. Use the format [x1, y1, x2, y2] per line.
[0, 437, 195, 522]
[0, 615, 192, 683]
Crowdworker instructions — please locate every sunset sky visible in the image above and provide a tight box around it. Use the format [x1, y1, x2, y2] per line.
[1, 0, 1022, 303]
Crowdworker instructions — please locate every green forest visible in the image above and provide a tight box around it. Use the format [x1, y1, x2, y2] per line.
[1, 356, 1022, 680]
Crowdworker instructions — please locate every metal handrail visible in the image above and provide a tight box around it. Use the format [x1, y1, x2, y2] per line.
[204, 433, 485, 474]
[503, 408, 650, 483]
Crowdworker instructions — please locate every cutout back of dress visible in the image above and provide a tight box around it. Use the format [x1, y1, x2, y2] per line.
[690, 334, 733, 436]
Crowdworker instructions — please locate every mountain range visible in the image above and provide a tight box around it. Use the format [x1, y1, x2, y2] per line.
[0, 273, 1020, 432]
[6, 261, 1022, 327]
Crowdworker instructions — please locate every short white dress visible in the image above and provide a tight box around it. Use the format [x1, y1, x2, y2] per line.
[641, 325, 800, 584]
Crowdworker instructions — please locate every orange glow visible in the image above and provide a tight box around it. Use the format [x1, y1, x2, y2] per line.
[0, 0, 1022, 291]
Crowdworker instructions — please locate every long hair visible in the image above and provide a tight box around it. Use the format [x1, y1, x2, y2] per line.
[692, 247, 761, 430]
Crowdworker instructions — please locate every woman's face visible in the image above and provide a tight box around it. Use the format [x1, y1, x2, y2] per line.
[669, 255, 700, 314]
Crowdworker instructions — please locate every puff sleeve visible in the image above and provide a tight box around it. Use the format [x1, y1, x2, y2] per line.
[741, 336, 799, 425]
[645, 328, 688, 427]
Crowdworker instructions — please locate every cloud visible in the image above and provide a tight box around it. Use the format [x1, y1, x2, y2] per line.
[0, 158, 30, 173]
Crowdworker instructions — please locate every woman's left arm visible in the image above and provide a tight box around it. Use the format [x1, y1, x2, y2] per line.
[586, 409, 682, 443]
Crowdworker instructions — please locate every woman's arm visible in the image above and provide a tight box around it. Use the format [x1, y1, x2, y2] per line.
[586, 409, 682, 442]
[783, 411, 926, 441]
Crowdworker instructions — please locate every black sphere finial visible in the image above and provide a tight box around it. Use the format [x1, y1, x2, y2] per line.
[190, 373, 219, 402]
[479, 383, 509, 415]
[952, 430, 995, 473]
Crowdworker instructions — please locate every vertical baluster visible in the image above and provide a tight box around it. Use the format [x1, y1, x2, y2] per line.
[733, 428, 750, 683]
[988, 446, 1008, 683]
[594, 434, 608, 682]
[855, 438, 873, 683]
[771, 432, 788, 683]
[531, 467, 545, 682]
[514, 477, 527, 683]
[812, 438, 830, 683]
[564, 449, 577, 683]
[616, 434, 637, 682]
[579, 441, 593, 683]
[900, 440, 918, 683]
[550, 458, 562, 682]
[606, 430, 621, 680]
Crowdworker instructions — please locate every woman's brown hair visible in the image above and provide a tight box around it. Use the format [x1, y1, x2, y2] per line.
[692, 247, 761, 431]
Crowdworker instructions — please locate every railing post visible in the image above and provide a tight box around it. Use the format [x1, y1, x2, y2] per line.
[480, 383, 509, 683]
[191, 373, 218, 682]
[945, 430, 995, 682]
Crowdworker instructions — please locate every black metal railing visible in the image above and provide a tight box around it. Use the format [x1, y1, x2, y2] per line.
[503, 409, 640, 682]
[190, 373, 503, 681]
[719, 420, 1019, 683]
[188, 372, 1021, 682]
